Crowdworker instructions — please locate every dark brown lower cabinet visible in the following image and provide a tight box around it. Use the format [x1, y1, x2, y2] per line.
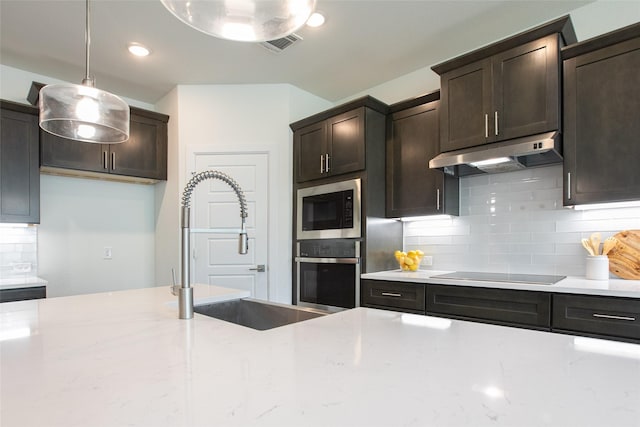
[552, 294, 640, 343]
[426, 284, 551, 330]
[361, 279, 425, 314]
[361, 279, 638, 342]
[0, 286, 46, 303]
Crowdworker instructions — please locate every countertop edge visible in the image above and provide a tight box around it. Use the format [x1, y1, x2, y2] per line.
[0, 277, 48, 290]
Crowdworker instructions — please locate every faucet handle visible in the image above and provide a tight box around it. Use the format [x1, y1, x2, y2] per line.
[170, 268, 179, 296]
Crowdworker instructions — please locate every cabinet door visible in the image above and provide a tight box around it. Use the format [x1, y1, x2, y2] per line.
[109, 112, 168, 180]
[426, 284, 551, 329]
[553, 294, 640, 342]
[387, 101, 445, 217]
[0, 286, 46, 302]
[492, 34, 560, 141]
[563, 36, 640, 205]
[40, 131, 107, 173]
[361, 279, 425, 314]
[439, 58, 492, 151]
[295, 121, 327, 182]
[1, 106, 40, 223]
[327, 108, 365, 176]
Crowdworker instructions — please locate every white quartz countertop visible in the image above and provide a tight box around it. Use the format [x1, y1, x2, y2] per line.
[1, 284, 639, 426]
[0, 276, 48, 290]
[361, 270, 640, 298]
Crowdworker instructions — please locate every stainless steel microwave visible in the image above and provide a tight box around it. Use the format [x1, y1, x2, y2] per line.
[296, 178, 361, 240]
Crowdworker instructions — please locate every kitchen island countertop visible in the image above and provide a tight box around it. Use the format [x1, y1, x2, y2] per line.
[362, 269, 640, 298]
[1, 284, 639, 426]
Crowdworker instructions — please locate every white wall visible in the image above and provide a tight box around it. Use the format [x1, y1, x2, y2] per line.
[154, 84, 331, 303]
[38, 175, 156, 297]
[153, 87, 180, 288]
[0, 64, 153, 109]
[569, 0, 640, 40]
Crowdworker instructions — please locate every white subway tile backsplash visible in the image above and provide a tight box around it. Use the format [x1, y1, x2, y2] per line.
[556, 218, 640, 233]
[510, 220, 556, 233]
[0, 225, 38, 280]
[404, 164, 640, 276]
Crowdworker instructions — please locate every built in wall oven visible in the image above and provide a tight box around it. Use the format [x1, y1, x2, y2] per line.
[295, 239, 360, 311]
[296, 178, 361, 240]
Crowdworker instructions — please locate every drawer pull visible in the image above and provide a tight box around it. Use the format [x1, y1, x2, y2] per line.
[592, 313, 636, 322]
[381, 292, 402, 297]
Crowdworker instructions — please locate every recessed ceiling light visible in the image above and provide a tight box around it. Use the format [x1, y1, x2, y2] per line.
[306, 12, 325, 27]
[128, 43, 151, 57]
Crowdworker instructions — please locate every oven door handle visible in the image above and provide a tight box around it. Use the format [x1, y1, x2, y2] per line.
[295, 257, 360, 264]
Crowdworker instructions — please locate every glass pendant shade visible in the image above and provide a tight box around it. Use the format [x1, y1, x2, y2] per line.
[38, 0, 130, 144]
[39, 83, 130, 144]
[161, 0, 317, 42]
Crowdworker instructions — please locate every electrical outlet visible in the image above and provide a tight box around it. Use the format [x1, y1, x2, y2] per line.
[11, 262, 32, 273]
[422, 256, 433, 266]
[103, 247, 113, 260]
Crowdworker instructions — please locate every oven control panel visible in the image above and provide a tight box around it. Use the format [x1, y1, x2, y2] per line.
[298, 239, 359, 258]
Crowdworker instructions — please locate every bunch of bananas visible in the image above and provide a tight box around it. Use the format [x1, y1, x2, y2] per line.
[394, 249, 425, 271]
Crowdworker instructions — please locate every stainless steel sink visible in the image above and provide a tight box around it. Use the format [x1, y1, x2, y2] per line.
[194, 298, 329, 330]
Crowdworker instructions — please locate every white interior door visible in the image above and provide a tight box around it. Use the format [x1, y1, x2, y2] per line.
[191, 153, 269, 300]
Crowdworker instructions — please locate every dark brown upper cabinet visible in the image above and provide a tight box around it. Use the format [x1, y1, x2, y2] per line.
[293, 108, 366, 182]
[562, 23, 640, 206]
[40, 107, 169, 182]
[0, 101, 40, 224]
[291, 96, 388, 184]
[386, 92, 458, 218]
[433, 16, 576, 153]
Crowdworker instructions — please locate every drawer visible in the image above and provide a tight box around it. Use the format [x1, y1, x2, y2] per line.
[426, 284, 551, 328]
[0, 286, 46, 303]
[553, 294, 640, 341]
[361, 279, 425, 313]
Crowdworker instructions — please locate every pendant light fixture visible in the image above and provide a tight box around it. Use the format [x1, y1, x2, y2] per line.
[39, 0, 129, 144]
[161, 0, 317, 42]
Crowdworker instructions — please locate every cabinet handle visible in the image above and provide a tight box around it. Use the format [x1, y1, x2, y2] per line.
[102, 151, 108, 170]
[592, 313, 636, 322]
[494, 111, 499, 136]
[484, 114, 489, 138]
[325, 153, 330, 173]
[567, 172, 571, 200]
[436, 188, 440, 211]
[320, 154, 324, 174]
[381, 292, 402, 297]
[111, 152, 116, 170]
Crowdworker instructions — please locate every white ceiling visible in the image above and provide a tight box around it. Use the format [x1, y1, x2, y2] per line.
[1, 1, 593, 104]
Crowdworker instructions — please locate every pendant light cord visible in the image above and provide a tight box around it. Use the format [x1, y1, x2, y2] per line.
[83, 0, 93, 86]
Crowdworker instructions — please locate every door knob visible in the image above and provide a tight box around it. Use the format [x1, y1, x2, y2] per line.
[249, 264, 266, 272]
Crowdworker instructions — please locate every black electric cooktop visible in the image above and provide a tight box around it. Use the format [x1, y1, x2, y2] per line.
[430, 271, 565, 285]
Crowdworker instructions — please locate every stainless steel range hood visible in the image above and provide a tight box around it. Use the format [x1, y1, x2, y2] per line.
[429, 131, 562, 177]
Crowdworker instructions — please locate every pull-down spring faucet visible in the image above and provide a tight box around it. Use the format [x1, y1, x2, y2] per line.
[177, 170, 249, 319]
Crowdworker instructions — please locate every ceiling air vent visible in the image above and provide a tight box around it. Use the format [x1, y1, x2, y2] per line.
[260, 33, 303, 53]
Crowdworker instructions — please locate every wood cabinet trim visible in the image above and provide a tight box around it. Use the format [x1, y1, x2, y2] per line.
[432, 15, 575, 75]
[562, 21, 640, 60]
[290, 95, 388, 131]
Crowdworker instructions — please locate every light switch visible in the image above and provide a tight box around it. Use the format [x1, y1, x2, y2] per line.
[103, 247, 113, 260]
